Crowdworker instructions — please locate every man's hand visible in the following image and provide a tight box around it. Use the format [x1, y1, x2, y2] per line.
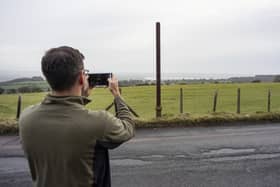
[81, 86, 94, 97]
[108, 75, 121, 97]
[81, 74, 94, 97]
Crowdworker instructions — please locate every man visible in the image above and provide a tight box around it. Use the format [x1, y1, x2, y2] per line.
[19, 46, 135, 187]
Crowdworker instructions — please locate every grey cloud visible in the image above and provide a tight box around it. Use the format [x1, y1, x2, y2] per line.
[0, 0, 280, 75]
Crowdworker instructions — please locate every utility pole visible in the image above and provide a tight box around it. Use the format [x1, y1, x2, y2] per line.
[156, 22, 162, 118]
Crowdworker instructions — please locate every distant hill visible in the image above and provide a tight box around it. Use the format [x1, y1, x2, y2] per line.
[0, 76, 49, 93]
[0, 76, 44, 86]
[0, 74, 279, 90]
[228, 75, 280, 83]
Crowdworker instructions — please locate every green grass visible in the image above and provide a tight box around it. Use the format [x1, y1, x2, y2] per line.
[0, 83, 280, 120]
[0, 92, 46, 119]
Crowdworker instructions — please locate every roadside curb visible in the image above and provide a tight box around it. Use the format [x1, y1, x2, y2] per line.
[135, 119, 280, 129]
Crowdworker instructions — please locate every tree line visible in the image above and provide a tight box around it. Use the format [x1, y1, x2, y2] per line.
[0, 75, 279, 94]
[0, 86, 48, 94]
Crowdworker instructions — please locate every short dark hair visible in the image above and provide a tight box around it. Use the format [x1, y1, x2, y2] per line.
[41, 46, 85, 91]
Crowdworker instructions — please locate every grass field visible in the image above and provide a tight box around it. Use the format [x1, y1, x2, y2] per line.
[0, 83, 280, 120]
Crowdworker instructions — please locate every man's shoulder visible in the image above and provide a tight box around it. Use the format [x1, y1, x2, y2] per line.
[18, 103, 42, 129]
[21, 103, 41, 117]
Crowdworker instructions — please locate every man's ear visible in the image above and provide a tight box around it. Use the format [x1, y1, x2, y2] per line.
[78, 73, 84, 85]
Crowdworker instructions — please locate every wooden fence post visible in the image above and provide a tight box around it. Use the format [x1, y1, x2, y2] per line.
[237, 88, 240, 114]
[268, 89, 271, 112]
[16, 95, 22, 119]
[106, 88, 139, 117]
[180, 88, 183, 113]
[213, 90, 218, 112]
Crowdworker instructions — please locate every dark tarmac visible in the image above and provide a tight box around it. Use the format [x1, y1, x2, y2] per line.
[1, 123, 280, 187]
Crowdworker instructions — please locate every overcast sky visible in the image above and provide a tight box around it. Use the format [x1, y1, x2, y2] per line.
[0, 0, 280, 78]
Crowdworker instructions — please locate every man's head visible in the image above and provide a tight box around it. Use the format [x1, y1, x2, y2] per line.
[41, 46, 86, 92]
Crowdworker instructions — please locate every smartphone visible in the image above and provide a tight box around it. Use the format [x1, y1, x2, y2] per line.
[88, 73, 112, 87]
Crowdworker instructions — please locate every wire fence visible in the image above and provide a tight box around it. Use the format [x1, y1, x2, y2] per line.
[122, 83, 280, 118]
[1, 83, 280, 119]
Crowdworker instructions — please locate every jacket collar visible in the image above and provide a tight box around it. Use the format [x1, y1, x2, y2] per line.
[42, 94, 91, 106]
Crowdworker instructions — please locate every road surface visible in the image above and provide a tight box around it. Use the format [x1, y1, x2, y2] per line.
[1, 123, 280, 187]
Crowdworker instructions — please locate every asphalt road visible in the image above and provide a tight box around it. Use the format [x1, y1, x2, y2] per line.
[1, 123, 280, 187]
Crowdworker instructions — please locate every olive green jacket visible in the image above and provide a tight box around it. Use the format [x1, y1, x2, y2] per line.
[19, 94, 135, 187]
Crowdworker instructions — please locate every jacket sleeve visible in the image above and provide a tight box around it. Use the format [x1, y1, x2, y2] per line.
[99, 96, 135, 146]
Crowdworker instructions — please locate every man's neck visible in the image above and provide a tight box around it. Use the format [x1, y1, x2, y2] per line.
[51, 88, 81, 97]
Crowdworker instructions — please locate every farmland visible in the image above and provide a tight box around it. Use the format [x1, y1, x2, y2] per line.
[1, 83, 280, 120]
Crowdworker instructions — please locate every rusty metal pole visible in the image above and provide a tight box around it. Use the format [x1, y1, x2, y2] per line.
[156, 22, 162, 118]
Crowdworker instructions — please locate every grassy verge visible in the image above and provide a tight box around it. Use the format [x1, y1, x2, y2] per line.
[1, 112, 280, 135]
[135, 112, 280, 128]
[0, 119, 18, 135]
